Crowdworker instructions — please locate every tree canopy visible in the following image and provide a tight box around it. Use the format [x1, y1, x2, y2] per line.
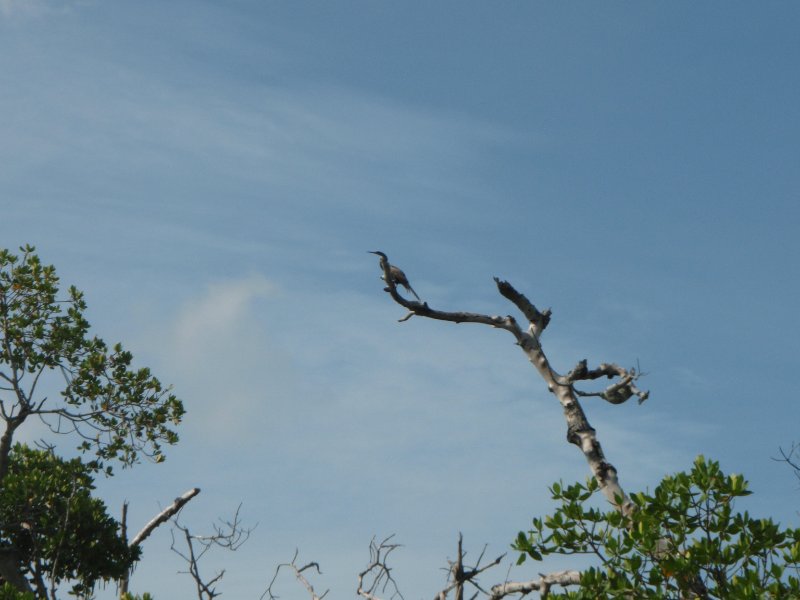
[0, 245, 184, 479]
[514, 456, 800, 599]
[0, 445, 138, 597]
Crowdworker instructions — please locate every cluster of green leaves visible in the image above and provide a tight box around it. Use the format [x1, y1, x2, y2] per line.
[0, 445, 139, 597]
[0, 586, 155, 600]
[0, 583, 35, 600]
[514, 456, 800, 598]
[0, 245, 184, 470]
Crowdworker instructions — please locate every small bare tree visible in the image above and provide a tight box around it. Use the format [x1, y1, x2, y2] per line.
[169, 504, 255, 600]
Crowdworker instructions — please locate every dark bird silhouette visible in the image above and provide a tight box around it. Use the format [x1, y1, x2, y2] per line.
[368, 251, 420, 300]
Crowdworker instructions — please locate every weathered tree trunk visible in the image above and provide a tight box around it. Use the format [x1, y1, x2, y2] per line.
[0, 417, 24, 485]
[0, 548, 34, 594]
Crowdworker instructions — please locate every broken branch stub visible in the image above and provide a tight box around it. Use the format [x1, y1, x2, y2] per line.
[129, 487, 201, 548]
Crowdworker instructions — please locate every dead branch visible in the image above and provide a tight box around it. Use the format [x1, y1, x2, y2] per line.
[488, 570, 582, 600]
[119, 490, 201, 597]
[357, 535, 404, 600]
[130, 487, 201, 547]
[263, 536, 579, 600]
[170, 504, 255, 600]
[494, 278, 551, 337]
[567, 360, 649, 405]
[774, 443, 800, 483]
[264, 549, 329, 600]
[433, 534, 505, 600]
[370, 252, 648, 515]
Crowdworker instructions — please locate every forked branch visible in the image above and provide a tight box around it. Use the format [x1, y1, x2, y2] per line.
[434, 534, 505, 600]
[357, 535, 404, 600]
[264, 549, 329, 600]
[170, 504, 255, 600]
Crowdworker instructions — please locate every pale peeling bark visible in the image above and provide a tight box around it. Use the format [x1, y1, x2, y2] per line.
[129, 487, 201, 547]
[489, 571, 582, 599]
[371, 252, 648, 514]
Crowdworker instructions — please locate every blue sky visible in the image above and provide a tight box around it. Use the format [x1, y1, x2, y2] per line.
[1, 1, 799, 597]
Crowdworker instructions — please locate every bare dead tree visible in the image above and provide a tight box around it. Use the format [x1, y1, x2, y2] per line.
[170, 504, 255, 600]
[263, 549, 329, 600]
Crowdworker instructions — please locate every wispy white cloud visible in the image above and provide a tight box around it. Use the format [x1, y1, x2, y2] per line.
[146, 274, 293, 440]
[172, 274, 276, 359]
[1, 0, 42, 17]
[0, 45, 519, 224]
[0, 0, 90, 18]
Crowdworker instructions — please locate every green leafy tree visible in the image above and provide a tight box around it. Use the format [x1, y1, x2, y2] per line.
[0, 245, 184, 481]
[513, 456, 800, 599]
[0, 245, 184, 594]
[0, 445, 138, 598]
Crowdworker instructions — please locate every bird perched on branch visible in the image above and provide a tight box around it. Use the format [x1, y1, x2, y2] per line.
[368, 251, 420, 300]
